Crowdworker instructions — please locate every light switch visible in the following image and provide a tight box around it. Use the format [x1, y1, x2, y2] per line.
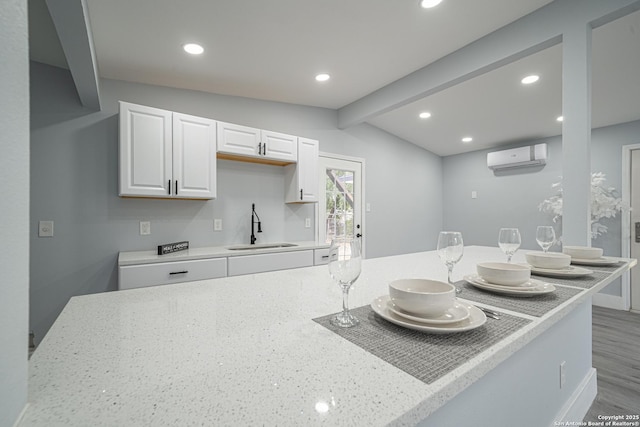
[140, 221, 151, 235]
[39, 220, 54, 237]
[366, 203, 371, 212]
[214, 219, 223, 231]
[471, 191, 478, 199]
[305, 218, 311, 228]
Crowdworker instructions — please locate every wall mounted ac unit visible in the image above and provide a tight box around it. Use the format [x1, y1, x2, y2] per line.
[487, 143, 547, 171]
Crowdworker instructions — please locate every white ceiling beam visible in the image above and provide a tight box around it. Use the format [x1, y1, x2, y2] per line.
[45, 0, 101, 110]
[337, 0, 640, 129]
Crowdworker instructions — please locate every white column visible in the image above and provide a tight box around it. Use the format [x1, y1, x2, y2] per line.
[561, 23, 592, 246]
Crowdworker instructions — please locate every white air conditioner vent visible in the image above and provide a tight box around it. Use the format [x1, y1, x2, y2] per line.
[487, 143, 547, 171]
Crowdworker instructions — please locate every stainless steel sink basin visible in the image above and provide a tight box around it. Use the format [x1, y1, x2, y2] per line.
[227, 243, 298, 251]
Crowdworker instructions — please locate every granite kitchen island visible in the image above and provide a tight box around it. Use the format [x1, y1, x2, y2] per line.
[20, 246, 635, 426]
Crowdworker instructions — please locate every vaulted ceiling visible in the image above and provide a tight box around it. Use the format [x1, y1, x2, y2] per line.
[29, 0, 640, 156]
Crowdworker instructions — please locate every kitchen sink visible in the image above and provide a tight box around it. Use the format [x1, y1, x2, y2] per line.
[227, 243, 298, 251]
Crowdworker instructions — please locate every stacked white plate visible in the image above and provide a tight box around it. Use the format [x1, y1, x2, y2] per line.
[370, 279, 486, 333]
[370, 295, 486, 333]
[563, 246, 618, 266]
[525, 251, 593, 278]
[465, 262, 555, 297]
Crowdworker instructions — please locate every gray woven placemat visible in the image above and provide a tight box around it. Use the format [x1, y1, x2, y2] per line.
[571, 260, 627, 273]
[455, 280, 583, 317]
[530, 270, 610, 289]
[313, 305, 531, 384]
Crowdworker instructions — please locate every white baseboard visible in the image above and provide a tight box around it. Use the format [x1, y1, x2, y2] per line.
[552, 367, 597, 426]
[12, 403, 29, 427]
[592, 293, 626, 310]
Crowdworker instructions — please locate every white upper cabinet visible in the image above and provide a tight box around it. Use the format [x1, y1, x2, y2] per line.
[119, 102, 173, 197]
[173, 113, 217, 199]
[217, 121, 297, 164]
[216, 121, 261, 158]
[261, 130, 297, 163]
[285, 137, 319, 203]
[119, 102, 217, 199]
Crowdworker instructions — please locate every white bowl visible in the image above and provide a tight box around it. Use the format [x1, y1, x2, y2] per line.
[525, 251, 571, 269]
[562, 246, 603, 260]
[389, 279, 456, 317]
[476, 262, 531, 286]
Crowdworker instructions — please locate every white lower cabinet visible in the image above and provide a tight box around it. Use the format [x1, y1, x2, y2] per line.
[314, 248, 330, 265]
[227, 250, 314, 276]
[119, 258, 227, 290]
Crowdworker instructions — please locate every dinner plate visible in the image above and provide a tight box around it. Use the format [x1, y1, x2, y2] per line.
[464, 274, 556, 297]
[528, 264, 593, 278]
[371, 295, 486, 334]
[469, 274, 542, 290]
[570, 256, 619, 266]
[387, 300, 471, 325]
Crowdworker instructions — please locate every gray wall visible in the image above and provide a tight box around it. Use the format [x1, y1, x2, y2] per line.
[442, 119, 640, 296]
[30, 61, 443, 343]
[1, 0, 29, 425]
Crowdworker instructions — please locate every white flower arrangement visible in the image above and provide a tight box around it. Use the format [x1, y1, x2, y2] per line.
[538, 172, 625, 239]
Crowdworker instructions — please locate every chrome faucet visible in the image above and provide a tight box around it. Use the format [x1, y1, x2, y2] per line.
[251, 203, 262, 244]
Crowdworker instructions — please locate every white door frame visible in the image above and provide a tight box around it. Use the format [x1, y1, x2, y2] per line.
[316, 152, 366, 258]
[619, 143, 640, 311]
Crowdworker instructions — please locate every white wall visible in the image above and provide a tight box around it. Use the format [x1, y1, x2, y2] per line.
[0, 0, 29, 426]
[442, 119, 640, 297]
[30, 62, 443, 343]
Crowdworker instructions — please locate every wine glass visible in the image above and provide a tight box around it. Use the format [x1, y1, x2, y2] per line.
[328, 237, 362, 328]
[536, 226, 556, 253]
[436, 231, 464, 294]
[498, 228, 521, 262]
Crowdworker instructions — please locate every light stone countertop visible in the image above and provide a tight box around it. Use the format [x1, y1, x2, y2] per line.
[118, 240, 329, 266]
[21, 246, 635, 426]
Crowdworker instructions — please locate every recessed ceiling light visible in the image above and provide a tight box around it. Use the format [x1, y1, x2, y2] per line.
[419, 0, 443, 8]
[315, 73, 331, 82]
[183, 43, 204, 55]
[419, 112, 432, 119]
[462, 137, 473, 143]
[556, 116, 564, 122]
[521, 75, 539, 85]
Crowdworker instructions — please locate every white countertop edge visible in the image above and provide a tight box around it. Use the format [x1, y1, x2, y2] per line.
[118, 240, 330, 266]
[387, 256, 636, 425]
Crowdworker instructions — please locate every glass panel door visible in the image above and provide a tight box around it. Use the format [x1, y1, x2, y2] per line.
[318, 156, 363, 255]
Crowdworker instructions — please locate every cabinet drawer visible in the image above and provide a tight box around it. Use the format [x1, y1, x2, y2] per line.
[314, 248, 330, 265]
[119, 257, 227, 290]
[228, 250, 313, 277]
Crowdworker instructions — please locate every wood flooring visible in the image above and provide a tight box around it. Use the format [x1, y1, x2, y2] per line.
[583, 306, 640, 421]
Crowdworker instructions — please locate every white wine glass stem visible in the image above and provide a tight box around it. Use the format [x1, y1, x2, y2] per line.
[341, 286, 351, 319]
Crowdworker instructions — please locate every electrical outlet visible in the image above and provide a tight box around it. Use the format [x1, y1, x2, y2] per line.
[559, 361, 566, 389]
[366, 203, 371, 212]
[140, 221, 151, 235]
[214, 219, 223, 231]
[39, 220, 54, 237]
[471, 191, 478, 199]
[305, 218, 311, 228]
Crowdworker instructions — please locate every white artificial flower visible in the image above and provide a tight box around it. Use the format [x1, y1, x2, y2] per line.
[538, 172, 627, 239]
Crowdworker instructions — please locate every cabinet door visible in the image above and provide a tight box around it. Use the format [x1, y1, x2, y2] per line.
[285, 137, 318, 203]
[217, 121, 260, 157]
[261, 130, 297, 162]
[119, 102, 172, 197]
[119, 258, 227, 290]
[173, 113, 217, 199]
[298, 137, 319, 202]
[227, 250, 314, 276]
